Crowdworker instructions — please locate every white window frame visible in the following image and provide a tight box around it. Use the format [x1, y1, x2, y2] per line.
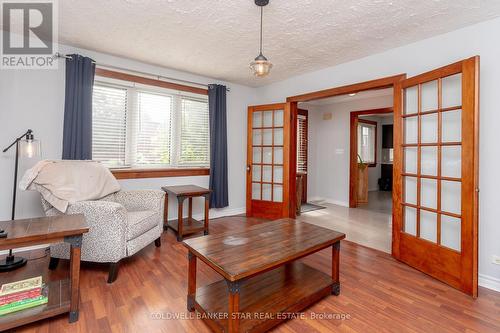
[92, 77, 210, 169]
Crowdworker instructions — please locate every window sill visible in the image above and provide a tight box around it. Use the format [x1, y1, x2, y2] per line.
[367, 163, 377, 168]
[111, 167, 210, 179]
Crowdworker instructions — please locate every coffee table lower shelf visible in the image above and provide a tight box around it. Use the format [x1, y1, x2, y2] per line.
[0, 279, 71, 331]
[193, 262, 334, 333]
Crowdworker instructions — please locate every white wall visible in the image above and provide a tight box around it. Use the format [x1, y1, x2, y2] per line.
[0, 43, 257, 223]
[256, 17, 500, 289]
[301, 95, 393, 206]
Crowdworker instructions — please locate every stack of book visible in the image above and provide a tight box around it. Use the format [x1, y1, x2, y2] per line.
[0, 276, 48, 316]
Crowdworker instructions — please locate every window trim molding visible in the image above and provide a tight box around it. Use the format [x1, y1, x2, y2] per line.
[111, 167, 210, 179]
[357, 118, 378, 167]
[95, 68, 209, 96]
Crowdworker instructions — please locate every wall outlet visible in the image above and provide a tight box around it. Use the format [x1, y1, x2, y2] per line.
[493, 255, 500, 265]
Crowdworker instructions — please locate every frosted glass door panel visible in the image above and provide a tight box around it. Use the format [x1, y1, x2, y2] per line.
[273, 185, 283, 202]
[253, 147, 262, 163]
[263, 111, 273, 127]
[421, 113, 438, 143]
[404, 117, 418, 144]
[442, 110, 462, 142]
[274, 147, 283, 164]
[442, 146, 461, 178]
[252, 112, 262, 127]
[421, 80, 438, 111]
[420, 210, 437, 243]
[262, 166, 272, 183]
[262, 147, 272, 164]
[405, 177, 417, 205]
[404, 147, 417, 174]
[263, 129, 273, 145]
[253, 129, 262, 145]
[441, 215, 461, 251]
[274, 128, 284, 145]
[420, 178, 437, 209]
[441, 181, 461, 215]
[252, 165, 261, 182]
[274, 110, 284, 127]
[405, 86, 418, 114]
[442, 74, 462, 108]
[262, 184, 272, 201]
[250, 108, 287, 205]
[404, 207, 417, 236]
[252, 183, 261, 200]
[274, 166, 283, 183]
[421, 146, 438, 176]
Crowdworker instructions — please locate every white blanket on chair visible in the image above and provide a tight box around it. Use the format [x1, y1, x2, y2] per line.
[20, 160, 120, 212]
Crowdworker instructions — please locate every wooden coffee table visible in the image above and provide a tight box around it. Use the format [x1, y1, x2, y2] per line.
[0, 214, 88, 331]
[183, 218, 345, 333]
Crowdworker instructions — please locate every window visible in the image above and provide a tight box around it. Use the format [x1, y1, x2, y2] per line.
[297, 113, 308, 173]
[92, 80, 209, 168]
[357, 119, 377, 166]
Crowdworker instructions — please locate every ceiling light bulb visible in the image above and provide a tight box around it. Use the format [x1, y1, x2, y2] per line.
[349, 93, 357, 97]
[250, 53, 273, 77]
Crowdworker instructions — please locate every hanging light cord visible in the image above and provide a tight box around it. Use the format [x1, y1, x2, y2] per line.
[260, 6, 263, 55]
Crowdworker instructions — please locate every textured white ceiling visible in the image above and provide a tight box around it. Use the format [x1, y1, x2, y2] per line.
[58, 0, 500, 87]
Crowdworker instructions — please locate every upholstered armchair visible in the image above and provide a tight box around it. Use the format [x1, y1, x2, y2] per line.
[42, 190, 165, 283]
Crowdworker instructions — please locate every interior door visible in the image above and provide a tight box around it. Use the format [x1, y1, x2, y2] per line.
[246, 103, 295, 219]
[393, 56, 479, 296]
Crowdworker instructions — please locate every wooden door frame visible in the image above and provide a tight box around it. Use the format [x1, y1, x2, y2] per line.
[286, 74, 406, 219]
[349, 107, 394, 208]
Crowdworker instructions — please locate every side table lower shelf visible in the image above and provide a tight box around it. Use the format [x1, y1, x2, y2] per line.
[0, 279, 71, 331]
[167, 218, 208, 241]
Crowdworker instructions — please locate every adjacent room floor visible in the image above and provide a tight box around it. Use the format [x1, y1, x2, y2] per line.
[8, 216, 500, 333]
[297, 199, 392, 253]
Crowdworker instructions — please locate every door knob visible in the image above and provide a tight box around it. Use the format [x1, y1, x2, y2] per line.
[246, 165, 251, 172]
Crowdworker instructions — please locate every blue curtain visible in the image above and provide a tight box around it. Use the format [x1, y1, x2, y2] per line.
[62, 54, 96, 160]
[208, 84, 229, 208]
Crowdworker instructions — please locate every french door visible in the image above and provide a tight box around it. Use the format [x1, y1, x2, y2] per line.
[246, 103, 296, 219]
[393, 56, 479, 296]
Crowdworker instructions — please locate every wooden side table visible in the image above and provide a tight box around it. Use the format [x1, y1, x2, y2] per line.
[0, 214, 88, 331]
[162, 185, 211, 241]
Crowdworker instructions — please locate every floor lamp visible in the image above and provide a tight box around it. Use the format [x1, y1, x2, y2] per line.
[0, 129, 41, 271]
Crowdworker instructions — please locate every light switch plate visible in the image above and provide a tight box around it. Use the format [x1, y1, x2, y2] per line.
[323, 112, 332, 120]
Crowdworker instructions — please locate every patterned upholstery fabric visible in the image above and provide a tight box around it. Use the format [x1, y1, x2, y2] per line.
[42, 190, 164, 263]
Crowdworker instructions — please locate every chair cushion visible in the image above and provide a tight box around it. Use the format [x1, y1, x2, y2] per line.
[127, 210, 158, 241]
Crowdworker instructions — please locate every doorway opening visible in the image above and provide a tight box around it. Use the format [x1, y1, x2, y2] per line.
[294, 87, 396, 253]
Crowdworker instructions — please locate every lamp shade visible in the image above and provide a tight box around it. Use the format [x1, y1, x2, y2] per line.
[19, 139, 41, 159]
[250, 53, 273, 77]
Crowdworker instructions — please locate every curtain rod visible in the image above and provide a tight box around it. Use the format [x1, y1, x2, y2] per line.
[54, 53, 230, 92]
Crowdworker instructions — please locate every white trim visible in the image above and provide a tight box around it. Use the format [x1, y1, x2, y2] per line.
[0, 245, 48, 256]
[479, 273, 500, 293]
[307, 196, 349, 207]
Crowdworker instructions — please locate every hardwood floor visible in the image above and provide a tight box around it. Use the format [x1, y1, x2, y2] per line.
[8, 216, 500, 333]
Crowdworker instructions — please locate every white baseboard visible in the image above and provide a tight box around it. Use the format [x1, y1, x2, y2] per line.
[479, 273, 500, 293]
[307, 196, 349, 208]
[209, 207, 246, 219]
[0, 245, 48, 256]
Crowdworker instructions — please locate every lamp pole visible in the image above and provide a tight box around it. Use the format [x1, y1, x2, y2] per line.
[0, 129, 37, 271]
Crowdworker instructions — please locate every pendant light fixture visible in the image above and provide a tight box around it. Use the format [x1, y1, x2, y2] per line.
[250, 0, 272, 77]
